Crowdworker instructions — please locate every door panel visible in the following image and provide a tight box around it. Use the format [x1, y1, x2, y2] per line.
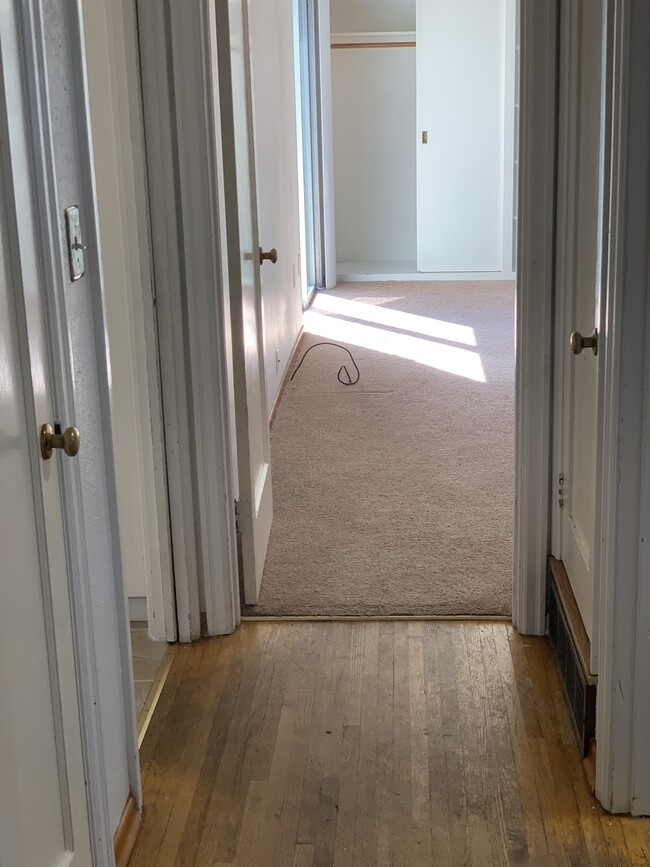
[558, 0, 606, 643]
[223, 0, 273, 604]
[416, 0, 506, 272]
[0, 78, 93, 867]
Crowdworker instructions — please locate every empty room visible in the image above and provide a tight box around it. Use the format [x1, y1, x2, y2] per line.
[244, 0, 518, 619]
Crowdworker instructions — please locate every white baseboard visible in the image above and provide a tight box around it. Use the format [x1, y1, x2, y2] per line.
[336, 261, 516, 283]
[128, 596, 148, 623]
[270, 326, 305, 424]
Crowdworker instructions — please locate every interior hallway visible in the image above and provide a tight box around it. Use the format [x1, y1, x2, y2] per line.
[129, 621, 650, 866]
[245, 281, 514, 617]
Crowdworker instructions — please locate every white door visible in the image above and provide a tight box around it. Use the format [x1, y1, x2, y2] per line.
[223, 0, 274, 604]
[555, 0, 607, 648]
[416, 0, 509, 273]
[0, 22, 92, 867]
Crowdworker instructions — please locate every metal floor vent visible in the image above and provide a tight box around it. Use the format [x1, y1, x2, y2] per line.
[547, 564, 597, 758]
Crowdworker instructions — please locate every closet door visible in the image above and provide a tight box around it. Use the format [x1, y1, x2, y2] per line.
[416, 0, 508, 273]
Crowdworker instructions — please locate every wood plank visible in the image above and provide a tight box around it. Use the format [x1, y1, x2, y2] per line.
[191, 626, 277, 864]
[373, 623, 395, 867]
[296, 626, 340, 845]
[421, 624, 452, 864]
[293, 844, 315, 867]
[478, 624, 529, 865]
[406, 623, 433, 865]
[435, 625, 470, 866]
[352, 623, 379, 866]
[128, 622, 650, 867]
[492, 626, 550, 862]
[390, 622, 413, 867]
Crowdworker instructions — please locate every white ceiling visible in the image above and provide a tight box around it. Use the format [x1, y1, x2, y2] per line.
[330, 0, 416, 34]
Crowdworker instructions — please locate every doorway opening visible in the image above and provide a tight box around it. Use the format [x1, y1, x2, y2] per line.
[242, 0, 518, 619]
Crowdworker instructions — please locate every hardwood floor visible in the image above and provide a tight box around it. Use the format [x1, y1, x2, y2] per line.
[129, 622, 650, 866]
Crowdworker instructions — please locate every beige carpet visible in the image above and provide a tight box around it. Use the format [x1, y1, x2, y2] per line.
[244, 281, 515, 617]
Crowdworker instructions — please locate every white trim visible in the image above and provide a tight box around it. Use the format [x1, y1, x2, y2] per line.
[113, 0, 177, 643]
[138, 0, 240, 640]
[550, 0, 577, 560]
[137, 0, 202, 642]
[337, 263, 516, 282]
[503, 0, 518, 277]
[590, 0, 617, 675]
[512, 0, 558, 635]
[185, 0, 240, 636]
[293, 0, 311, 304]
[595, 0, 650, 815]
[330, 31, 416, 45]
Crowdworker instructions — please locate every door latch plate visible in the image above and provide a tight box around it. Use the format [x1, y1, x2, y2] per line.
[64, 205, 85, 281]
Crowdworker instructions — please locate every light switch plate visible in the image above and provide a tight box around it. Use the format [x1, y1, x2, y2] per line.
[64, 205, 85, 281]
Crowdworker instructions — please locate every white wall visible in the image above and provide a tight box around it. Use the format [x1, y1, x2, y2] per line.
[332, 46, 416, 263]
[82, 0, 170, 628]
[330, 0, 415, 33]
[249, 0, 304, 411]
[81, 0, 148, 832]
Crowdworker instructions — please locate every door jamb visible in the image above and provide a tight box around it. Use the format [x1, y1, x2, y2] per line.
[512, 0, 558, 636]
[113, 0, 178, 643]
[314, 0, 337, 288]
[137, 0, 241, 640]
[550, 0, 579, 566]
[594, 0, 650, 815]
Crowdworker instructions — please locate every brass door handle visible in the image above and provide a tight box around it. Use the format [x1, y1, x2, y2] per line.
[570, 328, 598, 356]
[40, 423, 81, 460]
[259, 247, 278, 265]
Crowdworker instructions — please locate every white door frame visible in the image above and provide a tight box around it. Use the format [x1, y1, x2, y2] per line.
[99, 0, 178, 642]
[512, 0, 557, 637]
[593, 0, 650, 815]
[137, 0, 650, 812]
[4, 0, 141, 861]
[522, 0, 650, 814]
[81, 0, 177, 642]
[535, 0, 650, 814]
[137, 0, 241, 641]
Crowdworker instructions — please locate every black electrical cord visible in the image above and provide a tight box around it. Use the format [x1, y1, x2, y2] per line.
[290, 342, 360, 386]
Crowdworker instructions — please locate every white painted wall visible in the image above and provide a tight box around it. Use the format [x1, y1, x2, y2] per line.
[82, 0, 170, 629]
[81, 0, 153, 832]
[332, 46, 416, 263]
[330, 0, 415, 33]
[248, 0, 304, 410]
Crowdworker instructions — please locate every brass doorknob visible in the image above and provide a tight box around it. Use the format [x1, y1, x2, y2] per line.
[40, 423, 81, 460]
[259, 247, 278, 265]
[570, 328, 598, 356]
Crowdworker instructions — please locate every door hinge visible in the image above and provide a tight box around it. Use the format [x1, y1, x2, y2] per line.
[234, 498, 241, 531]
[558, 473, 565, 509]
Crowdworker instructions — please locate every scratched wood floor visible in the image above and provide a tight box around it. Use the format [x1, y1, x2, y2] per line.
[129, 622, 650, 866]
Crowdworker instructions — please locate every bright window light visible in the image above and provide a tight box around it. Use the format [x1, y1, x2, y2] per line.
[303, 310, 486, 383]
[312, 292, 477, 346]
